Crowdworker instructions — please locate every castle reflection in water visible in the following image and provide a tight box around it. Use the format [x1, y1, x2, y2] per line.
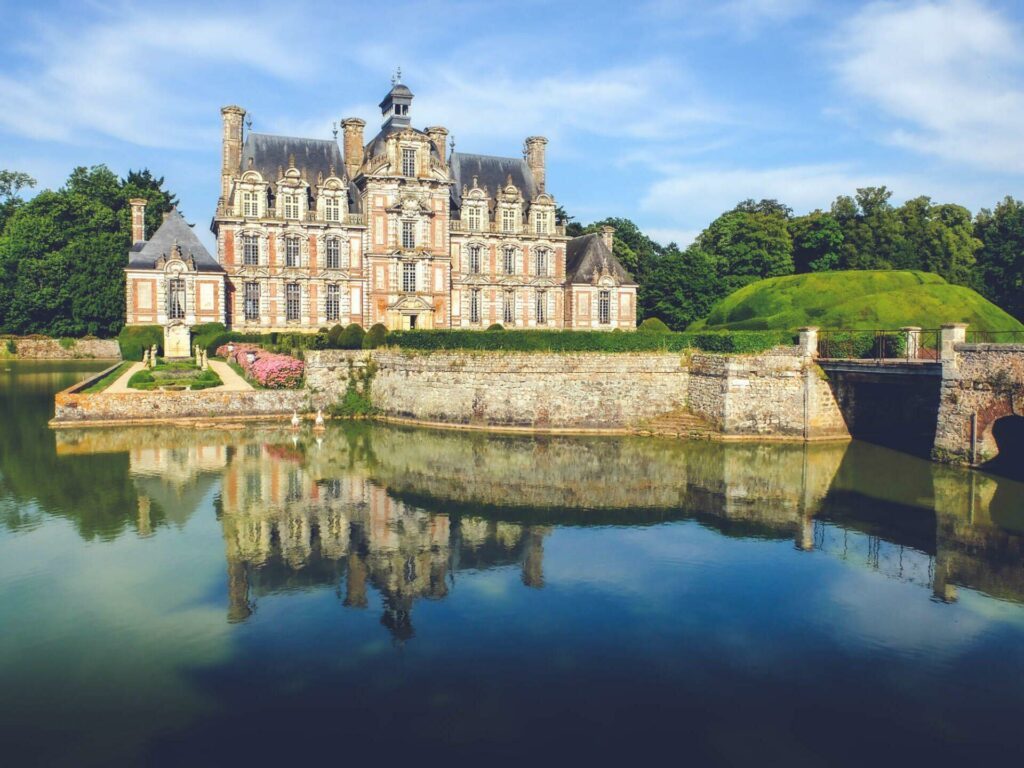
[54, 423, 1024, 640]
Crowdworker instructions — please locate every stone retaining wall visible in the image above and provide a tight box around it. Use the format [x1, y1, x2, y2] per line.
[1, 336, 120, 360]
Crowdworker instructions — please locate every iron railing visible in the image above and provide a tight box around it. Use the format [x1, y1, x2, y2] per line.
[817, 329, 941, 362]
[966, 330, 1024, 344]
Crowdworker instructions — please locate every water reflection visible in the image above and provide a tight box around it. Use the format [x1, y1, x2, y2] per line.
[38, 421, 1024, 633]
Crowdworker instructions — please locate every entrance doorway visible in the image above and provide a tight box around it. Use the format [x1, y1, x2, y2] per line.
[408, 314, 418, 330]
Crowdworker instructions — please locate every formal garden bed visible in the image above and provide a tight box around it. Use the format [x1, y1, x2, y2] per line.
[216, 343, 304, 389]
[127, 359, 223, 391]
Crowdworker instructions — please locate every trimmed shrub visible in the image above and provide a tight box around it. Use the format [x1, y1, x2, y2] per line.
[334, 323, 365, 350]
[58, 337, 76, 350]
[117, 325, 162, 361]
[486, 323, 505, 331]
[327, 324, 345, 347]
[637, 318, 670, 334]
[363, 323, 388, 349]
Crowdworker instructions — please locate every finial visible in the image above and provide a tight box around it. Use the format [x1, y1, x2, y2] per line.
[395, 66, 402, 84]
[332, 121, 338, 140]
[245, 114, 253, 131]
[449, 135, 455, 156]
[288, 153, 296, 169]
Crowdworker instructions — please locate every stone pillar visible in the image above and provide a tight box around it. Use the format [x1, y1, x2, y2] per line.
[940, 323, 968, 362]
[342, 118, 366, 180]
[524, 136, 548, 192]
[221, 106, 246, 202]
[798, 327, 819, 358]
[901, 326, 921, 360]
[129, 198, 147, 244]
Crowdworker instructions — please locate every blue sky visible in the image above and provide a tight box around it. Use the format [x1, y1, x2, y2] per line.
[2, 0, 1023, 251]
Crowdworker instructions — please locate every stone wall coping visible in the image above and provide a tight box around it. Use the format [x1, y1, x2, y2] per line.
[956, 343, 1024, 352]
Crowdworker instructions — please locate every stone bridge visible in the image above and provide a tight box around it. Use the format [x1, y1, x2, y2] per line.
[810, 324, 1024, 471]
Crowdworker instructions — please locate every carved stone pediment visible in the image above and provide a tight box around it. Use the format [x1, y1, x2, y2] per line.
[389, 294, 433, 312]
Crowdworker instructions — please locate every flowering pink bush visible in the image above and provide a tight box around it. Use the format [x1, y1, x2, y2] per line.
[215, 343, 304, 388]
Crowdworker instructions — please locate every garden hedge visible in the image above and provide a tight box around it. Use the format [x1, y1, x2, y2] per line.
[117, 325, 163, 361]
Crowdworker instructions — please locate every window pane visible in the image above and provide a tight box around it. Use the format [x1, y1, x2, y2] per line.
[286, 283, 300, 321]
[402, 221, 415, 249]
[244, 282, 260, 321]
[599, 290, 611, 324]
[326, 284, 339, 321]
[168, 278, 185, 320]
[402, 262, 416, 292]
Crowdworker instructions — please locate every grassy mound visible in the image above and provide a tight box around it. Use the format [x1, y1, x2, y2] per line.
[691, 270, 1024, 332]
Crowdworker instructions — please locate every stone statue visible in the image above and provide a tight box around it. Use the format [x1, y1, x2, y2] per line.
[201, 349, 209, 370]
[142, 349, 150, 367]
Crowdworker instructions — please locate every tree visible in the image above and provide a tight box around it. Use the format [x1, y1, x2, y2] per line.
[974, 197, 1024, 321]
[556, 205, 583, 237]
[896, 197, 979, 285]
[642, 245, 724, 330]
[0, 170, 36, 234]
[697, 205, 794, 287]
[789, 211, 843, 273]
[830, 187, 903, 270]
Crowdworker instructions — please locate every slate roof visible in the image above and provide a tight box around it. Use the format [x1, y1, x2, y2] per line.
[450, 151, 537, 211]
[127, 209, 224, 272]
[241, 132, 344, 183]
[565, 233, 636, 286]
[365, 124, 443, 163]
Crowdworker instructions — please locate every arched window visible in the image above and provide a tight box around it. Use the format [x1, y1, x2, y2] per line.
[326, 238, 341, 270]
[285, 237, 300, 268]
[503, 246, 516, 275]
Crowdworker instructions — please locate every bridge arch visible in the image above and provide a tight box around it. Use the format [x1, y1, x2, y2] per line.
[981, 415, 1024, 480]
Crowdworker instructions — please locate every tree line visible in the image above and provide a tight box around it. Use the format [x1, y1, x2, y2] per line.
[568, 188, 1024, 329]
[1, 165, 1021, 337]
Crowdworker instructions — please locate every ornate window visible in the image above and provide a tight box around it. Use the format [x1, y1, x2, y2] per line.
[283, 194, 299, 220]
[503, 290, 515, 325]
[243, 191, 259, 217]
[501, 207, 516, 233]
[244, 282, 260, 321]
[599, 290, 611, 324]
[326, 238, 341, 269]
[535, 290, 547, 325]
[467, 206, 481, 231]
[326, 284, 340, 321]
[402, 220, 415, 249]
[402, 262, 416, 292]
[242, 234, 259, 266]
[402, 148, 416, 177]
[535, 248, 548, 276]
[470, 289, 481, 324]
[325, 196, 341, 222]
[168, 278, 186, 320]
[285, 283, 300, 321]
[535, 210, 548, 234]
[468, 245, 482, 274]
[285, 237, 300, 267]
[503, 246, 516, 275]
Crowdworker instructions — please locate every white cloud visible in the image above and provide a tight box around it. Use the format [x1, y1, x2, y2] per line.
[833, 0, 1024, 172]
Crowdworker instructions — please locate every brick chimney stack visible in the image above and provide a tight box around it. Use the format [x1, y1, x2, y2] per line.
[220, 105, 246, 201]
[425, 126, 449, 171]
[341, 118, 366, 180]
[129, 198, 147, 244]
[524, 136, 548, 193]
[601, 225, 615, 251]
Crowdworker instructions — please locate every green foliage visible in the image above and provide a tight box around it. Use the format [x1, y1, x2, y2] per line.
[816, 331, 907, 360]
[486, 323, 505, 331]
[362, 323, 388, 349]
[127, 369, 156, 389]
[58, 337, 75, 350]
[637, 317, 670, 333]
[81, 362, 132, 394]
[789, 211, 843, 273]
[642, 246, 724, 330]
[329, 359, 378, 418]
[697, 202, 795, 286]
[327, 324, 345, 347]
[5, 338, 15, 354]
[695, 270, 1024, 332]
[335, 323, 365, 349]
[127, 362, 221, 391]
[974, 197, 1024, 321]
[117, 325, 162, 361]
[386, 329, 793, 354]
[0, 165, 176, 337]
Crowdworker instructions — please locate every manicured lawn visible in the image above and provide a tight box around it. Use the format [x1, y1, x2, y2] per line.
[128, 360, 223, 391]
[82, 362, 132, 394]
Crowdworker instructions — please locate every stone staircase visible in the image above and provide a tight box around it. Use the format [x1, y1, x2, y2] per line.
[633, 408, 718, 440]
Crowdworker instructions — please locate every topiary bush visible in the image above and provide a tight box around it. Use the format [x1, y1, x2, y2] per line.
[327, 324, 345, 347]
[486, 323, 505, 331]
[637, 318, 670, 334]
[334, 323, 366, 350]
[117, 325, 162, 361]
[363, 323, 388, 349]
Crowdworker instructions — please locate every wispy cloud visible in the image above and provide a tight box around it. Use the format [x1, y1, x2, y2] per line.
[832, 0, 1024, 172]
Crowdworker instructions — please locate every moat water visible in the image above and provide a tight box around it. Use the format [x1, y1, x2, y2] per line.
[2, 360, 1024, 766]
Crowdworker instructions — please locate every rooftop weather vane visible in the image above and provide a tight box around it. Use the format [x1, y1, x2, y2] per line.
[392, 66, 402, 85]
[332, 121, 338, 139]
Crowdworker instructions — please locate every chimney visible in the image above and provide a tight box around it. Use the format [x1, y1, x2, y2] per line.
[425, 126, 449, 171]
[220, 105, 246, 201]
[129, 198, 147, 244]
[601, 225, 615, 251]
[341, 118, 366, 179]
[524, 136, 548, 193]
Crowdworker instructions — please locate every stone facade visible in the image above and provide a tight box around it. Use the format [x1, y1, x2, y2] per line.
[1, 337, 121, 360]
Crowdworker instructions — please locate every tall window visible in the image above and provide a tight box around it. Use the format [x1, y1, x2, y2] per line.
[468, 245, 482, 274]
[285, 237, 300, 267]
[467, 206, 481, 231]
[470, 289, 481, 324]
[325, 196, 340, 222]
[402, 220, 415, 249]
[402, 148, 416, 177]
[599, 290, 611, 324]
[502, 208, 516, 233]
[244, 282, 260, 321]
[535, 290, 547, 325]
[503, 290, 515, 325]
[243, 191, 259, 217]
[326, 284, 340, 321]
[285, 283, 300, 321]
[503, 247, 516, 275]
[284, 194, 299, 220]
[535, 249, 548, 276]
[243, 234, 259, 266]
[402, 262, 416, 292]
[535, 210, 548, 234]
[326, 238, 340, 269]
[168, 278, 185, 320]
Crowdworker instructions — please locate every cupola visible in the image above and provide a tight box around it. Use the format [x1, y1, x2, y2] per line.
[380, 68, 413, 129]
